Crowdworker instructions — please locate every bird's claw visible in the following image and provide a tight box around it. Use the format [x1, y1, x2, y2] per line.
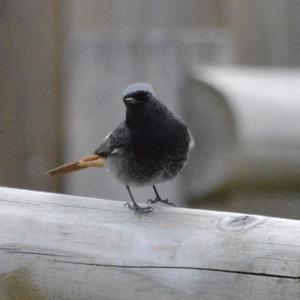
[124, 202, 154, 214]
[147, 198, 176, 206]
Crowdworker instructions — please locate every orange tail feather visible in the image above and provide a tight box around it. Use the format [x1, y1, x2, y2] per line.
[46, 154, 106, 176]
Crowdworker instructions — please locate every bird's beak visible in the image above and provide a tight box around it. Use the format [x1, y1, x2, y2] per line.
[124, 97, 139, 105]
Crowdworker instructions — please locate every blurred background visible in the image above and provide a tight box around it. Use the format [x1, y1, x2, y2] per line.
[2, 0, 300, 219]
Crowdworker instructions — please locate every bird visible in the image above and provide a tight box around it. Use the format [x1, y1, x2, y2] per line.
[47, 83, 193, 214]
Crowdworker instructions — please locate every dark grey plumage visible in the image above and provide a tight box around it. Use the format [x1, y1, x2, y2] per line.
[94, 83, 193, 213]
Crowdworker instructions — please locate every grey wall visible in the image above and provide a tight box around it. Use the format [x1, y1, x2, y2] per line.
[59, 0, 232, 204]
[223, 0, 300, 66]
[62, 31, 231, 204]
[64, 0, 221, 33]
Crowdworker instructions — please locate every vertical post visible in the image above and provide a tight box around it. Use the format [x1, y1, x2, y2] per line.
[0, 1, 63, 191]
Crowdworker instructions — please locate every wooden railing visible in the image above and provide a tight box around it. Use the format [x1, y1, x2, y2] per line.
[0, 187, 299, 299]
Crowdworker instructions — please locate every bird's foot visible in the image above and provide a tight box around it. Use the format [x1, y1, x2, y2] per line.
[147, 197, 176, 206]
[124, 202, 154, 214]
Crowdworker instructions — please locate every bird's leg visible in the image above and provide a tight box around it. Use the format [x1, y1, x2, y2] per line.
[147, 185, 176, 206]
[124, 185, 153, 214]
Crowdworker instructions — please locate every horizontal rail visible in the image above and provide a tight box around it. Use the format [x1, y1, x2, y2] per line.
[0, 187, 299, 299]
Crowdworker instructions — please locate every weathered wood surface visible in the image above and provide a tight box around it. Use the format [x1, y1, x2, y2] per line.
[0, 187, 300, 299]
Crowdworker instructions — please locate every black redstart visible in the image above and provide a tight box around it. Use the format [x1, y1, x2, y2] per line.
[47, 83, 194, 214]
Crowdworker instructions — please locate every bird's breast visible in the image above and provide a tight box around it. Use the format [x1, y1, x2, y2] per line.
[106, 113, 191, 186]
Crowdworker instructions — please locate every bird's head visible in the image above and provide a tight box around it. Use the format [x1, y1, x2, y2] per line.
[123, 83, 155, 107]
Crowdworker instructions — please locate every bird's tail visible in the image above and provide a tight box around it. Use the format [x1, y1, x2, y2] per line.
[46, 154, 106, 176]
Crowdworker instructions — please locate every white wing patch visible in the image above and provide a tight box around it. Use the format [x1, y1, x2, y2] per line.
[188, 130, 195, 149]
[111, 148, 123, 154]
[104, 132, 111, 140]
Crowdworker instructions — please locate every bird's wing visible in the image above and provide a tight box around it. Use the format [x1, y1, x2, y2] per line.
[94, 121, 130, 156]
[47, 122, 129, 177]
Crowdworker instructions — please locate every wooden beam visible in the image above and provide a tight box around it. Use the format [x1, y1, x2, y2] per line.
[0, 187, 299, 299]
[0, 0, 63, 192]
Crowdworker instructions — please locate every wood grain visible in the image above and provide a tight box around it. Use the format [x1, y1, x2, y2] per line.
[0, 187, 299, 299]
